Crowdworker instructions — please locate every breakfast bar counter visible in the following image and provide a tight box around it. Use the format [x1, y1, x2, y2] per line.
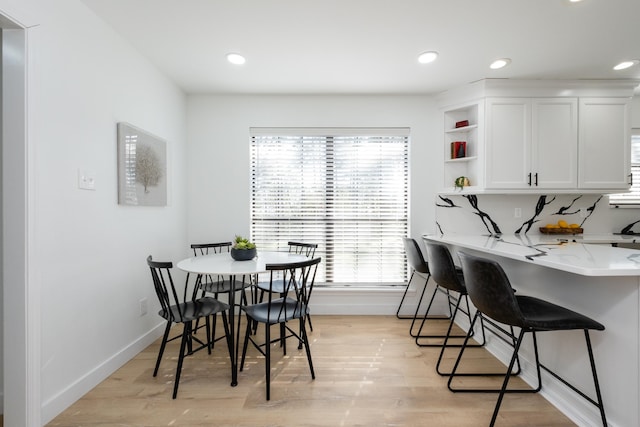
[424, 233, 640, 276]
[423, 234, 640, 427]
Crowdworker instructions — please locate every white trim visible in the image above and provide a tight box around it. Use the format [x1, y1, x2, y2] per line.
[2, 18, 36, 426]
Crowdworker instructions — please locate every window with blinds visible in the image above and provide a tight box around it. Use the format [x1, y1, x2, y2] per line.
[609, 129, 640, 207]
[250, 128, 409, 286]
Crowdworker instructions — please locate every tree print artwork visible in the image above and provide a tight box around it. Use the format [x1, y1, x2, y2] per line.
[136, 143, 163, 193]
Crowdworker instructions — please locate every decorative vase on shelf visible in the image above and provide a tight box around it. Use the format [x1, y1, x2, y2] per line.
[230, 247, 257, 261]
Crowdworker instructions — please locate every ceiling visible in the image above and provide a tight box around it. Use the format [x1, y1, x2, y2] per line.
[81, 0, 640, 96]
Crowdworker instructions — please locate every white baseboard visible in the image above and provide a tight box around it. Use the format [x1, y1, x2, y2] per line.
[309, 285, 452, 316]
[41, 323, 165, 425]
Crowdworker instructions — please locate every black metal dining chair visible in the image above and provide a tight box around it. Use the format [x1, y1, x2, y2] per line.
[190, 242, 252, 343]
[455, 251, 607, 426]
[240, 257, 321, 400]
[146, 255, 232, 399]
[253, 241, 318, 330]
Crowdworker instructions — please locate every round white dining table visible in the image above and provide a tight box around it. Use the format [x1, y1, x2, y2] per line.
[176, 250, 308, 386]
[177, 250, 308, 276]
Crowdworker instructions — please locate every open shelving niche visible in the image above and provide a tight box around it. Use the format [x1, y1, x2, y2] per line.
[442, 101, 483, 192]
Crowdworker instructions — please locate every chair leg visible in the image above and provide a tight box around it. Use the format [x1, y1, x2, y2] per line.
[536, 330, 607, 426]
[447, 313, 527, 392]
[584, 330, 608, 427]
[415, 285, 465, 346]
[154, 322, 172, 377]
[220, 311, 233, 362]
[280, 322, 287, 354]
[396, 270, 416, 319]
[489, 328, 527, 426]
[205, 315, 212, 355]
[240, 315, 252, 372]
[265, 324, 271, 401]
[173, 322, 191, 399]
[408, 274, 432, 337]
[210, 313, 218, 350]
[300, 316, 315, 379]
[435, 294, 489, 375]
[436, 296, 465, 375]
[306, 312, 314, 332]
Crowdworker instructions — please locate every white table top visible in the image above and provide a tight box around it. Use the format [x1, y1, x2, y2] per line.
[177, 250, 309, 275]
[423, 234, 640, 277]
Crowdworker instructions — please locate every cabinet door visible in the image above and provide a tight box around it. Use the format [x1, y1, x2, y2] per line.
[578, 98, 631, 189]
[531, 98, 578, 188]
[485, 98, 531, 188]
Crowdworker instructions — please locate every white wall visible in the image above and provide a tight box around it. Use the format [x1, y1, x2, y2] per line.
[186, 94, 440, 241]
[0, 0, 188, 424]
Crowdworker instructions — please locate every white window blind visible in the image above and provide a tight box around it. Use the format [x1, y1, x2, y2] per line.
[609, 129, 640, 207]
[250, 128, 409, 286]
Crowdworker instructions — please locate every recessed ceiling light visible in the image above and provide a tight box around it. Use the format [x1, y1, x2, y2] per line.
[490, 58, 511, 70]
[417, 51, 439, 64]
[613, 60, 639, 71]
[226, 53, 246, 65]
[569, 0, 584, 3]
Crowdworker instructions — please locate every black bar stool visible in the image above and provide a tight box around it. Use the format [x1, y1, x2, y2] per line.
[418, 241, 510, 377]
[397, 237, 446, 337]
[455, 251, 607, 427]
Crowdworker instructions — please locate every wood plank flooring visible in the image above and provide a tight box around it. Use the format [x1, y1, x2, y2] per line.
[47, 315, 575, 426]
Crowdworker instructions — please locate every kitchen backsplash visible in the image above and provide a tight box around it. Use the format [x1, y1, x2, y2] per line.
[434, 193, 640, 235]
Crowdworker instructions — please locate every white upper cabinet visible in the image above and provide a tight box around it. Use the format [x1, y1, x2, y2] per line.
[438, 79, 637, 194]
[485, 98, 531, 189]
[578, 98, 631, 189]
[485, 97, 578, 189]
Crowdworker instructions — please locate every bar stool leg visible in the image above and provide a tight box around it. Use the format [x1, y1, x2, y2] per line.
[584, 330, 608, 427]
[490, 329, 527, 427]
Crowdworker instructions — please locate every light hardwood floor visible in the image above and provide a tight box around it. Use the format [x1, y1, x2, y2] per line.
[47, 315, 575, 426]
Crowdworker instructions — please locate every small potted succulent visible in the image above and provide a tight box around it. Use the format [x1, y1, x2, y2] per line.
[230, 235, 257, 261]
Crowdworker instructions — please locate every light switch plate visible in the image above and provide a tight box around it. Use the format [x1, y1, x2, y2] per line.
[78, 169, 96, 190]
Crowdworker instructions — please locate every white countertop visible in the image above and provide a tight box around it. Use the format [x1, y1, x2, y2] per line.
[563, 233, 640, 245]
[423, 234, 640, 276]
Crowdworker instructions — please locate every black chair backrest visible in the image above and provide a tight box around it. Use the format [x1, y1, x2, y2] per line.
[264, 257, 321, 318]
[457, 251, 526, 328]
[403, 238, 429, 274]
[147, 255, 186, 322]
[191, 242, 232, 256]
[424, 241, 466, 294]
[288, 241, 318, 257]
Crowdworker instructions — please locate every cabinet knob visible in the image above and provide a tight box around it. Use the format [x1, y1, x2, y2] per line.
[629, 173, 633, 186]
[527, 173, 532, 186]
[535, 173, 539, 186]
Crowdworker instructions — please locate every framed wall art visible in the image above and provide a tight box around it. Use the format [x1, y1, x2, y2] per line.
[117, 122, 167, 206]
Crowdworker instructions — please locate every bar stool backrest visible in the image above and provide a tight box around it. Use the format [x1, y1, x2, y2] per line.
[424, 241, 466, 294]
[403, 238, 429, 275]
[457, 251, 526, 328]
